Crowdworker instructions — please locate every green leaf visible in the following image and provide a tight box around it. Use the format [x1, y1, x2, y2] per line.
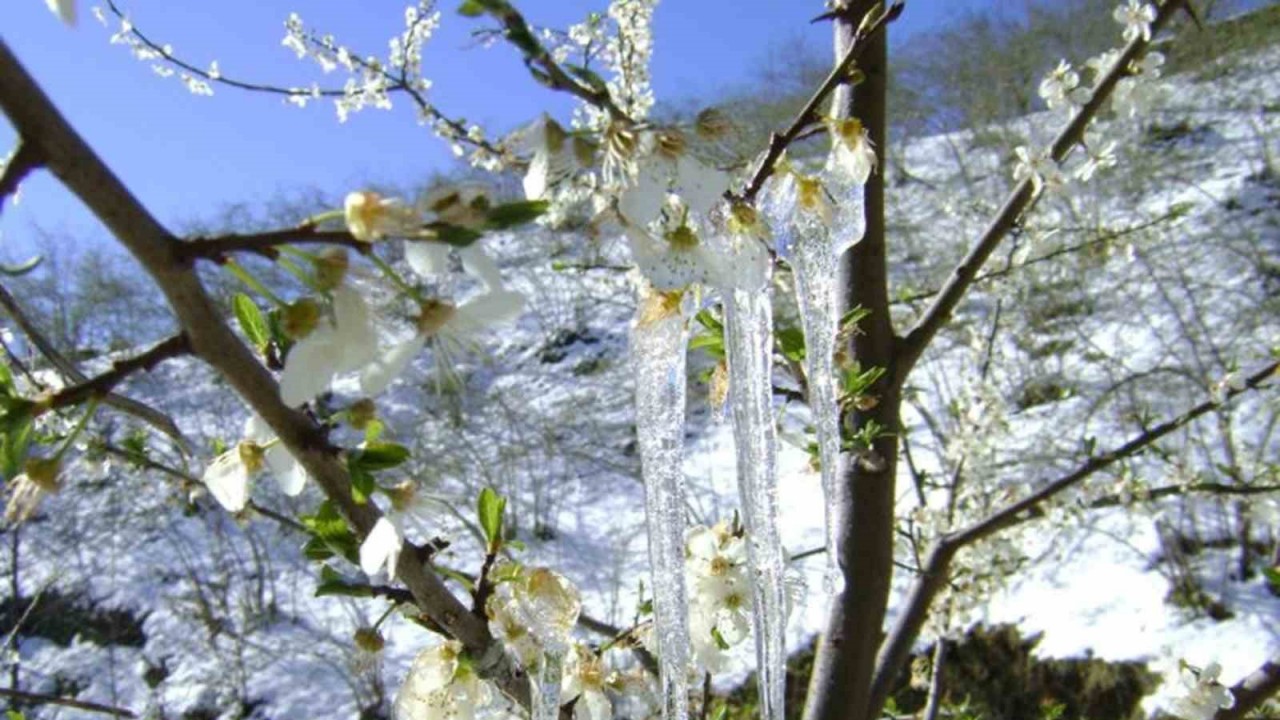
[689, 333, 725, 356]
[456, 0, 488, 16]
[233, 293, 269, 350]
[437, 566, 476, 592]
[425, 223, 484, 247]
[1, 415, 32, 479]
[349, 442, 411, 472]
[777, 326, 806, 362]
[300, 501, 360, 563]
[316, 565, 374, 598]
[638, 598, 654, 615]
[1265, 566, 1280, 593]
[0, 255, 42, 277]
[485, 200, 549, 229]
[694, 309, 724, 332]
[350, 465, 375, 505]
[477, 487, 506, 551]
[710, 626, 730, 650]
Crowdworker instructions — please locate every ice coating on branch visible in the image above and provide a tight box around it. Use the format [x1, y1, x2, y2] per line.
[631, 289, 692, 720]
[719, 254, 787, 720]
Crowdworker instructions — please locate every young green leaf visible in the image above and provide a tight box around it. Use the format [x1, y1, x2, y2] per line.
[477, 486, 506, 551]
[232, 293, 270, 350]
[349, 442, 411, 472]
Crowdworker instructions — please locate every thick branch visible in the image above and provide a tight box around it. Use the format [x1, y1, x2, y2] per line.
[0, 38, 530, 708]
[0, 141, 41, 212]
[0, 283, 190, 447]
[41, 333, 189, 411]
[868, 358, 1278, 712]
[737, 1, 903, 204]
[898, 0, 1189, 376]
[0, 686, 137, 718]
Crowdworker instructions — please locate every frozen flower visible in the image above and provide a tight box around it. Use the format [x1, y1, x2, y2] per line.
[1170, 662, 1235, 720]
[486, 565, 581, 656]
[626, 222, 720, 291]
[344, 191, 421, 242]
[359, 516, 401, 578]
[243, 415, 308, 496]
[1039, 60, 1081, 111]
[44, 0, 76, 25]
[279, 285, 379, 406]
[685, 522, 753, 655]
[561, 644, 613, 720]
[4, 457, 61, 524]
[1114, 0, 1157, 43]
[824, 116, 877, 186]
[394, 641, 492, 720]
[618, 129, 730, 227]
[359, 289, 524, 396]
[201, 441, 264, 513]
[1012, 145, 1063, 195]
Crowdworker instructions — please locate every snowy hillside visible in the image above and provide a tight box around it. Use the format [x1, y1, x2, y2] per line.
[4, 20, 1280, 720]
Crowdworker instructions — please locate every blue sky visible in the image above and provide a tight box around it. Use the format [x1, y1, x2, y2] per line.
[2, 0, 1025, 257]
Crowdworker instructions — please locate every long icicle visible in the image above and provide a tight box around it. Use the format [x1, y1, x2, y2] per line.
[723, 282, 787, 720]
[789, 184, 865, 596]
[789, 230, 845, 596]
[631, 290, 691, 720]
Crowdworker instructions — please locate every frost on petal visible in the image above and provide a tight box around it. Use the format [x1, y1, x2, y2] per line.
[45, 0, 76, 25]
[360, 517, 402, 578]
[576, 689, 612, 720]
[202, 451, 248, 512]
[450, 290, 525, 335]
[280, 329, 338, 406]
[618, 161, 669, 227]
[405, 241, 452, 279]
[459, 244, 505, 292]
[332, 286, 379, 372]
[626, 226, 713, 291]
[675, 155, 729, 217]
[360, 335, 428, 396]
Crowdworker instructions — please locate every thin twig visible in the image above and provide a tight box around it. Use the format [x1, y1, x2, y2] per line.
[0, 686, 137, 718]
[41, 334, 190, 412]
[178, 225, 371, 264]
[898, 0, 1191, 377]
[0, 283, 190, 448]
[737, 1, 904, 204]
[0, 141, 41, 212]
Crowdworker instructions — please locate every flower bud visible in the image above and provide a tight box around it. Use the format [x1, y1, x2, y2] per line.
[313, 248, 350, 292]
[348, 398, 378, 431]
[353, 627, 385, 654]
[281, 298, 321, 340]
[695, 108, 732, 140]
[388, 480, 417, 514]
[416, 299, 458, 337]
[237, 441, 266, 475]
[24, 457, 61, 493]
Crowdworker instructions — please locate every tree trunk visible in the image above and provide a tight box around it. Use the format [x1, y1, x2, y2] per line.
[803, 5, 900, 720]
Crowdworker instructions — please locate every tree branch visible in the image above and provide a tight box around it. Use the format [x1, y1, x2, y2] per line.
[1216, 659, 1280, 720]
[178, 225, 372, 264]
[0, 141, 41, 212]
[898, 0, 1190, 376]
[868, 357, 1279, 713]
[0, 282, 190, 448]
[0, 37, 531, 709]
[40, 333, 190, 412]
[0, 686, 137, 718]
[737, 1, 903, 204]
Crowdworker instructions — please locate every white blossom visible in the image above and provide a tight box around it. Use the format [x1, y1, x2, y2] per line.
[359, 516, 401, 578]
[1012, 145, 1063, 195]
[200, 442, 263, 513]
[242, 415, 307, 496]
[44, 0, 76, 26]
[279, 285, 379, 406]
[1113, 0, 1157, 43]
[344, 191, 421, 242]
[824, 116, 877, 185]
[561, 644, 613, 720]
[1170, 662, 1235, 720]
[617, 130, 729, 227]
[1039, 60, 1081, 111]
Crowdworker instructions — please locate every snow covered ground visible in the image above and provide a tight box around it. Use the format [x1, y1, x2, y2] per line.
[4, 28, 1280, 720]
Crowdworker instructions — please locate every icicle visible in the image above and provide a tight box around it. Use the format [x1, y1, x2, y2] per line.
[789, 230, 845, 596]
[533, 649, 565, 720]
[722, 279, 788, 720]
[789, 180, 864, 596]
[631, 290, 692, 720]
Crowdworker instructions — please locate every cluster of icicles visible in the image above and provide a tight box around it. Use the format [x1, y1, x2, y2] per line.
[627, 179, 868, 720]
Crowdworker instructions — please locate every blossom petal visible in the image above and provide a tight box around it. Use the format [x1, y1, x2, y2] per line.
[202, 451, 248, 512]
[618, 160, 668, 227]
[459, 244, 505, 292]
[332, 286, 378, 373]
[360, 335, 428, 396]
[405, 241, 452, 279]
[280, 329, 338, 406]
[265, 445, 307, 496]
[360, 517, 402, 578]
[675, 155, 730, 216]
[451, 290, 525, 335]
[45, 0, 76, 25]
